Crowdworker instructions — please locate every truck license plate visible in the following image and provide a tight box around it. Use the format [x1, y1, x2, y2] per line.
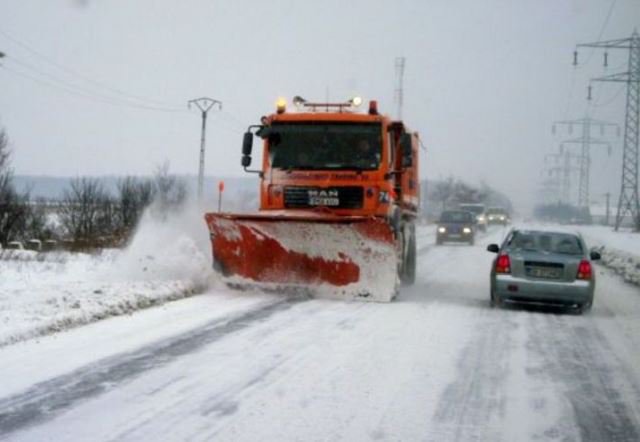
[309, 197, 339, 206]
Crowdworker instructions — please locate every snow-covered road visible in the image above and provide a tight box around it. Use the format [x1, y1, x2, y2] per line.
[1, 226, 639, 441]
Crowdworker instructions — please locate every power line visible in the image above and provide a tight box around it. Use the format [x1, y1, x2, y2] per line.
[0, 27, 180, 109]
[1, 58, 187, 113]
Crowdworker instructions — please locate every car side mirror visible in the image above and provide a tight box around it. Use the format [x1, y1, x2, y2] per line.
[590, 250, 601, 261]
[487, 244, 500, 253]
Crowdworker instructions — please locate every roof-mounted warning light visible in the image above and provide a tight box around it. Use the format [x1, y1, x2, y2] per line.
[276, 97, 287, 114]
[288, 95, 365, 112]
[368, 100, 378, 115]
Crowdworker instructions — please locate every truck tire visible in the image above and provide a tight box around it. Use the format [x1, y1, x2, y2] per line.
[401, 223, 416, 286]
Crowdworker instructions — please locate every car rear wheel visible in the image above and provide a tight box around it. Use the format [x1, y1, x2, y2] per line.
[490, 290, 500, 308]
[577, 301, 593, 314]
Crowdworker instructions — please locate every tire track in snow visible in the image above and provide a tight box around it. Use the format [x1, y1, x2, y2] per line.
[0, 296, 307, 437]
[526, 313, 640, 441]
[431, 311, 518, 441]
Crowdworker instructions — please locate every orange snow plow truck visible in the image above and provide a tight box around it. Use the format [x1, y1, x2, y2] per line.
[204, 96, 421, 301]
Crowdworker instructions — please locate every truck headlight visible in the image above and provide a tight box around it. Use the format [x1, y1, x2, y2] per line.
[463, 227, 472, 234]
[438, 227, 446, 233]
[379, 191, 390, 203]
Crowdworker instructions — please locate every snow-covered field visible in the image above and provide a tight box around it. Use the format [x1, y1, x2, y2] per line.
[0, 208, 214, 347]
[0, 222, 639, 441]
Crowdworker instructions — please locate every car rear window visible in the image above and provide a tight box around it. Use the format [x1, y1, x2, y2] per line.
[440, 211, 472, 223]
[506, 231, 583, 255]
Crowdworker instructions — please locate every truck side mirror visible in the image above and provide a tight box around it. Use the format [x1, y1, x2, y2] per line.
[241, 155, 252, 168]
[401, 133, 412, 167]
[242, 132, 253, 155]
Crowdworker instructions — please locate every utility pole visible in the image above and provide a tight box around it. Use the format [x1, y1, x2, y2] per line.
[576, 31, 640, 231]
[552, 117, 616, 209]
[605, 192, 611, 226]
[188, 97, 222, 201]
[394, 57, 405, 120]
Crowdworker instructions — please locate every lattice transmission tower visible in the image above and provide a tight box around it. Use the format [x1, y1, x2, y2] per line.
[576, 31, 640, 230]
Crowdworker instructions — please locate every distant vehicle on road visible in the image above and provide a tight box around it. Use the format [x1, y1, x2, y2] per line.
[486, 207, 510, 225]
[459, 203, 487, 231]
[436, 210, 475, 245]
[487, 228, 600, 313]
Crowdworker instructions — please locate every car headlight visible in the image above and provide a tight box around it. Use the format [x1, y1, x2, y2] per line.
[438, 227, 446, 233]
[463, 227, 472, 234]
[478, 215, 485, 222]
[499, 216, 505, 221]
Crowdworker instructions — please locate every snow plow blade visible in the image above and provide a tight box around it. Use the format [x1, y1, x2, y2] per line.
[204, 212, 398, 302]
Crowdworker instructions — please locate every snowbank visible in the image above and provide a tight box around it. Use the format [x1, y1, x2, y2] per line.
[589, 246, 640, 287]
[0, 203, 217, 347]
[574, 225, 640, 287]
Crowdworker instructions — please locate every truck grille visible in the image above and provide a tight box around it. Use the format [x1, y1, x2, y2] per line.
[284, 186, 364, 209]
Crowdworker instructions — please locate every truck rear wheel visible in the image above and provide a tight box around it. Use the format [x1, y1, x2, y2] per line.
[401, 223, 416, 286]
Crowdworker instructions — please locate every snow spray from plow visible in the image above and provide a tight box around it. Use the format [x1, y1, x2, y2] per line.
[204, 213, 399, 302]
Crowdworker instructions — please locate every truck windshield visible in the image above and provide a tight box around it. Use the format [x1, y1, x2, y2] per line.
[268, 122, 382, 171]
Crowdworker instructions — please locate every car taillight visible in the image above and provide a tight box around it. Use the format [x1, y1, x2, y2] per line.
[577, 260, 592, 280]
[495, 254, 511, 274]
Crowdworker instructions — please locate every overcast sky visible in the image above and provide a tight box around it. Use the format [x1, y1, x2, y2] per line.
[0, 0, 637, 210]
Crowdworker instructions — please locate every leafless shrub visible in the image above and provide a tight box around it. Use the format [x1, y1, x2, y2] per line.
[59, 177, 114, 243]
[117, 176, 155, 232]
[0, 128, 30, 245]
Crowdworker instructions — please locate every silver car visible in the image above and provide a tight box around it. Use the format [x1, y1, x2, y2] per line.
[487, 228, 600, 313]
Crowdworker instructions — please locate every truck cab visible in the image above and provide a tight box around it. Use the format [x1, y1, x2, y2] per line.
[241, 97, 420, 223]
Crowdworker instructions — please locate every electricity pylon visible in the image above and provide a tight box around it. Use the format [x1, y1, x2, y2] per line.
[576, 31, 640, 230]
[552, 117, 616, 209]
[544, 150, 581, 204]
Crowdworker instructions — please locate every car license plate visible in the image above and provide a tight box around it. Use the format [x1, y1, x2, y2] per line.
[529, 267, 561, 279]
[309, 197, 339, 206]
[449, 234, 461, 238]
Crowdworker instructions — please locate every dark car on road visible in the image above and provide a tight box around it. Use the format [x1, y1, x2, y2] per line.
[486, 207, 510, 226]
[487, 228, 600, 313]
[436, 210, 475, 245]
[459, 203, 487, 232]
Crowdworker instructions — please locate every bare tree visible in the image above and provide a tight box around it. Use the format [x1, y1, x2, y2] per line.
[116, 176, 155, 234]
[23, 198, 49, 240]
[0, 128, 29, 245]
[430, 176, 455, 211]
[59, 177, 111, 243]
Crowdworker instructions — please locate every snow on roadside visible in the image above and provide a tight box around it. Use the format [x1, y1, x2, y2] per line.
[573, 225, 640, 287]
[0, 203, 218, 348]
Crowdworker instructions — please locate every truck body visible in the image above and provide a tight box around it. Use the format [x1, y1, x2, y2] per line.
[204, 97, 421, 301]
